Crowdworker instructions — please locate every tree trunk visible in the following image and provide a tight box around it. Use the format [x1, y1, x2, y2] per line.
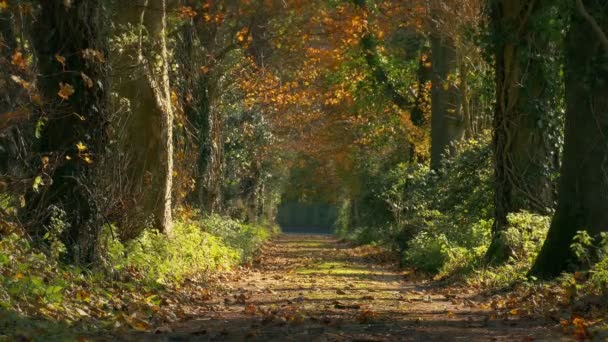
[530, 0, 608, 278]
[112, 0, 174, 235]
[430, 35, 465, 170]
[410, 45, 432, 128]
[486, 0, 556, 263]
[157, 0, 174, 235]
[201, 105, 224, 213]
[23, 0, 108, 264]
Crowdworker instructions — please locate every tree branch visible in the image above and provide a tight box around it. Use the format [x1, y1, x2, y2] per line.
[576, 0, 608, 53]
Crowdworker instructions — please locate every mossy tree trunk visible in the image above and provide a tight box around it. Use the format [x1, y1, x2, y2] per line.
[486, 0, 558, 264]
[23, 0, 109, 263]
[531, 0, 608, 278]
[113, 0, 174, 235]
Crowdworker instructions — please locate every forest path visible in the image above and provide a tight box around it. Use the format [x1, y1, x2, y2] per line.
[123, 234, 568, 341]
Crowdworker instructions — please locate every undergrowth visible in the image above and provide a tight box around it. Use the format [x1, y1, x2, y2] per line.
[337, 134, 608, 337]
[0, 211, 279, 339]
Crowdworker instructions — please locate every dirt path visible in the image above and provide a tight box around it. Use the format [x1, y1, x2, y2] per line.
[124, 234, 569, 341]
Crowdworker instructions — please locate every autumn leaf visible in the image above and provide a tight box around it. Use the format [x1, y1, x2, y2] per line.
[81, 48, 105, 63]
[244, 304, 257, 315]
[76, 141, 87, 152]
[11, 50, 27, 70]
[179, 6, 197, 19]
[0, 1, 8, 11]
[31, 94, 43, 106]
[80, 72, 93, 88]
[58, 82, 75, 100]
[11, 75, 30, 90]
[55, 54, 66, 68]
[236, 27, 249, 43]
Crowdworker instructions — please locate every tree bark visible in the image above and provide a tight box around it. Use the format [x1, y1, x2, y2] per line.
[157, 0, 174, 235]
[486, 0, 556, 263]
[430, 35, 465, 170]
[530, 0, 608, 278]
[23, 0, 108, 263]
[112, 0, 174, 235]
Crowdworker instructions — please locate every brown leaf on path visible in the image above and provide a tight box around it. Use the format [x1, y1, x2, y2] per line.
[244, 304, 257, 315]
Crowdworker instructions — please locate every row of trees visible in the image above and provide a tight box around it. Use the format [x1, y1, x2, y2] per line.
[426, 0, 608, 277]
[0, 0, 607, 279]
[273, 0, 607, 278]
[0, 0, 289, 264]
[435, 0, 608, 277]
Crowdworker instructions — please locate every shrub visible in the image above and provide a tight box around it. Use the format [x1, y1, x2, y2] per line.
[391, 135, 495, 275]
[103, 214, 278, 284]
[499, 211, 550, 263]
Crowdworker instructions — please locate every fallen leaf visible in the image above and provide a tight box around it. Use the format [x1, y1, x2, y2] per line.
[244, 304, 257, 315]
[75, 307, 89, 317]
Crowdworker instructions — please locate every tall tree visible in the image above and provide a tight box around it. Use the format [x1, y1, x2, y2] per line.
[112, 0, 175, 235]
[156, 0, 174, 235]
[22, 0, 109, 263]
[429, 33, 464, 170]
[531, 0, 608, 278]
[486, 0, 558, 263]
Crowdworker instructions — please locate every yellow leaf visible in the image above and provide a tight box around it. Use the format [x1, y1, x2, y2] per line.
[76, 141, 87, 152]
[509, 308, 521, 315]
[0, 1, 8, 11]
[58, 82, 75, 100]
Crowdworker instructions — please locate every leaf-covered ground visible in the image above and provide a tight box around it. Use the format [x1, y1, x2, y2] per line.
[114, 235, 570, 341]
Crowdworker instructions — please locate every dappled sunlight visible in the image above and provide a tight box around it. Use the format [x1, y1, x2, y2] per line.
[1, 0, 607, 339]
[119, 234, 566, 341]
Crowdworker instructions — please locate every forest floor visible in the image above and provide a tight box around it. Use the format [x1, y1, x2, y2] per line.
[112, 234, 570, 341]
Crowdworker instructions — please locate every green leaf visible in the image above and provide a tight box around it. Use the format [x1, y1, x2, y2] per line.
[35, 119, 45, 139]
[33, 176, 43, 192]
